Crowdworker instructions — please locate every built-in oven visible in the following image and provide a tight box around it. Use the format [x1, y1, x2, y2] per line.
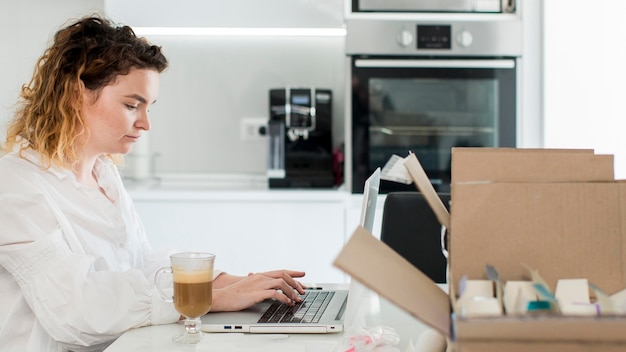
[346, 13, 523, 193]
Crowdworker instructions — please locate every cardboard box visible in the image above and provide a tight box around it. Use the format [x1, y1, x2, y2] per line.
[334, 148, 626, 351]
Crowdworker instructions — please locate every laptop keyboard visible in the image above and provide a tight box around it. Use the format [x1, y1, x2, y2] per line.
[258, 291, 334, 324]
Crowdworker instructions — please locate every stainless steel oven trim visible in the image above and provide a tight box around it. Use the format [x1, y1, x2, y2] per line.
[355, 59, 515, 69]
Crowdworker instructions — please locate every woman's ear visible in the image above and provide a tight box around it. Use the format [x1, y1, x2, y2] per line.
[79, 80, 98, 107]
[75, 78, 85, 93]
[76, 79, 86, 98]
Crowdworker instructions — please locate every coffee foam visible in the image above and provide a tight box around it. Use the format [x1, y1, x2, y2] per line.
[173, 270, 213, 284]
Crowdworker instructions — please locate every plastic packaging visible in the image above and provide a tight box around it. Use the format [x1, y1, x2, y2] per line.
[336, 326, 401, 352]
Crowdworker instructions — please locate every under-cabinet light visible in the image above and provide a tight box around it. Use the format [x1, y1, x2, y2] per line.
[133, 27, 347, 37]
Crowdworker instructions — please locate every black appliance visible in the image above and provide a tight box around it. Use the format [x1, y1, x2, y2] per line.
[267, 88, 334, 188]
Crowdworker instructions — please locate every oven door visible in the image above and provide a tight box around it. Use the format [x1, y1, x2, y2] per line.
[350, 57, 517, 193]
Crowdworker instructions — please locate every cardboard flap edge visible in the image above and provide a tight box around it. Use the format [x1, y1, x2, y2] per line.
[403, 153, 451, 228]
[333, 226, 451, 337]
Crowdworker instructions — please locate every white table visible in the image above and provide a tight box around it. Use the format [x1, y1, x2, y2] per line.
[104, 283, 448, 352]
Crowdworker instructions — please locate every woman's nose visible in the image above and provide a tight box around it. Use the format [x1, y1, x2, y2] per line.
[136, 110, 151, 131]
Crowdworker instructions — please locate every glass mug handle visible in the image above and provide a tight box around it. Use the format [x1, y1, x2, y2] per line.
[155, 266, 173, 303]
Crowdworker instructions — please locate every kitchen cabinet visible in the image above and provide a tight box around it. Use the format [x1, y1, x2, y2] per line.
[129, 188, 349, 283]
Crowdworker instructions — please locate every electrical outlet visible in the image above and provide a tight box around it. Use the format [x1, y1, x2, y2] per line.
[240, 117, 267, 141]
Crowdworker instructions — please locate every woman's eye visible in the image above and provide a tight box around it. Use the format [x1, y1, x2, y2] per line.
[125, 104, 138, 110]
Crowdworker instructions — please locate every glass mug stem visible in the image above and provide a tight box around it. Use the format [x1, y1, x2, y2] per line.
[184, 317, 202, 334]
[155, 252, 215, 344]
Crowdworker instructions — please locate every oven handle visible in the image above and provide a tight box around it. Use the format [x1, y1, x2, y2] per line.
[355, 59, 515, 69]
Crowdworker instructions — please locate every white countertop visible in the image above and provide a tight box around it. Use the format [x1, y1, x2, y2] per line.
[123, 173, 351, 202]
[104, 283, 449, 352]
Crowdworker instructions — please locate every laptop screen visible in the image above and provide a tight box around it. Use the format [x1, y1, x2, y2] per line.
[359, 167, 381, 233]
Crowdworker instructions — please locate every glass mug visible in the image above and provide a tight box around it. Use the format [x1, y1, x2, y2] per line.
[155, 252, 215, 344]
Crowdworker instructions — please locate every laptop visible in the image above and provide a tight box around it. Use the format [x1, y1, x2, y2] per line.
[200, 168, 381, 334]
[359, 167, 380, 234]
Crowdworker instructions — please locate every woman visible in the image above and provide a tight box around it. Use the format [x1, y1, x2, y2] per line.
[0, 15, 305, 351]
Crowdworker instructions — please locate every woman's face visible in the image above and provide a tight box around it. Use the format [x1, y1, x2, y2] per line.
[81, 68, 160, 157]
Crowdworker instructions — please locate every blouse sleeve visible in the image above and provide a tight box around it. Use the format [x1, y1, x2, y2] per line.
[0, 192, 180, 348]
[0, 229, 180, 348]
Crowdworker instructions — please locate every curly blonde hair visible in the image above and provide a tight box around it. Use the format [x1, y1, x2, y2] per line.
[3, 15, 168, 169]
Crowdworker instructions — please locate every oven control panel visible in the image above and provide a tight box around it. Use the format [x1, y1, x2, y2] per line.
[417, 25, 451, 49]
[346, 17, 522, 57]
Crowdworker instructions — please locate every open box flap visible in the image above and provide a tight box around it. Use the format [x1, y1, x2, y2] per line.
[403, 153, 451, 229]
[333, 226, 451, 337]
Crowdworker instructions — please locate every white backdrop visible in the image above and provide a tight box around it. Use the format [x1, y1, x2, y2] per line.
[544, 0, 626, 178]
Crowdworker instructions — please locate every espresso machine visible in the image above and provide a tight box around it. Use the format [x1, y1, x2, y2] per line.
[267, 87, 334, 188]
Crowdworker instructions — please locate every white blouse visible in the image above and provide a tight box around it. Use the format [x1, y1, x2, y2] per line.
[0, 146, 198, 351]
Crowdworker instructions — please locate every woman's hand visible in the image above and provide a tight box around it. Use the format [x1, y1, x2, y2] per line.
[210, 270, 306, 312]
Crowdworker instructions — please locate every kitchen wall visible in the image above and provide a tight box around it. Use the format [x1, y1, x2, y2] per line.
[122, 34, 346, 178]
[106, 0, 347, 180]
